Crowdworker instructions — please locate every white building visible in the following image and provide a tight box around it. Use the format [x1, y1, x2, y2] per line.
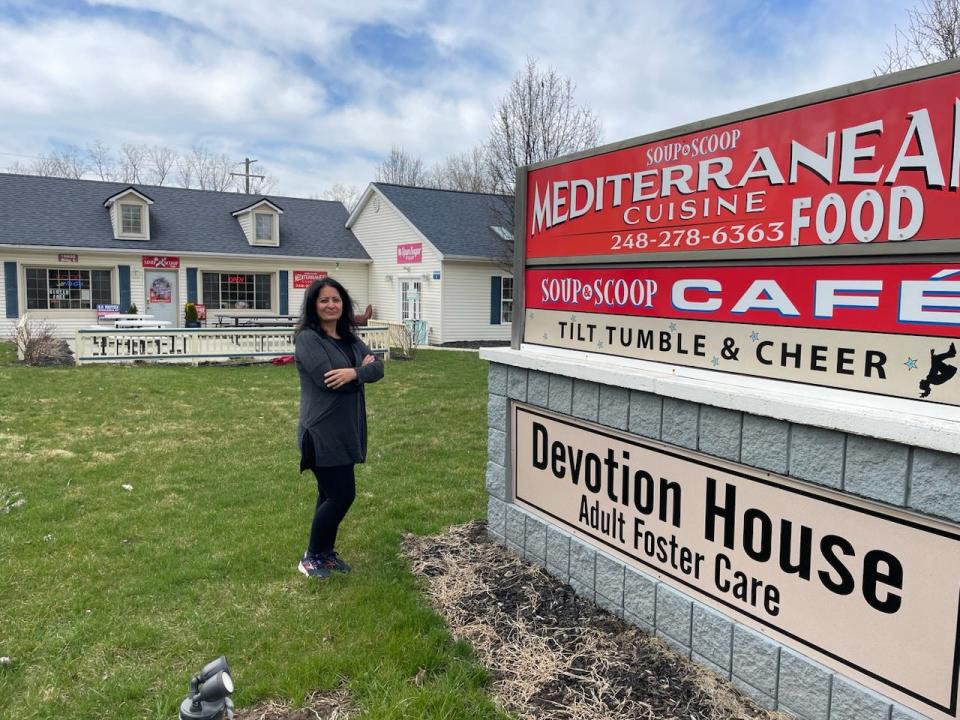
[347, 183, 514, 346]
[0, 174, 513, 346]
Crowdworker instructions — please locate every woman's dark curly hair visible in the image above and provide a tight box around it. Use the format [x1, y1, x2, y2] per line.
[295, 276, 357, 342]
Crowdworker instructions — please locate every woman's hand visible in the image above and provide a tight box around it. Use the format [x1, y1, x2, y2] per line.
[324, 367, 358, 389]
[361, 354, 376, 366]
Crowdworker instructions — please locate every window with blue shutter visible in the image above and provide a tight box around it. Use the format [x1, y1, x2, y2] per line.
[490, 276, 502, 325]
[279, 271, 289, 315]
[4, 262, 18, 318]
[118, 265, 131, 311]
[186, 268, 198, 304]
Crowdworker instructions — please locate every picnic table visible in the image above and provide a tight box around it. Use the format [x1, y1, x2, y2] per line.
[97, 313, 171, 329]
[215, 314, 298, 328]
[113, 319, 173, 328]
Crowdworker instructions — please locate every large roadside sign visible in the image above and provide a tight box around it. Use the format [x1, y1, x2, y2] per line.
[515, 61, 960, 404]
[524, 66, 960, 263]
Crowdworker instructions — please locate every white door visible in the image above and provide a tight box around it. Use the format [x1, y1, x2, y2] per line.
[144, 270, 178, 325]
[399, 279, 422, 322]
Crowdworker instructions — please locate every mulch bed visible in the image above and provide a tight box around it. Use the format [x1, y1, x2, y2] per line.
[403, 521, 790, 720]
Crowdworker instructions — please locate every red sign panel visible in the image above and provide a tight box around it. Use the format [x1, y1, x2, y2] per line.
[397, 242, 423, 264]
[526, 70, 960, 260]
[58, 253, 78, 263]
[526, 263, 960, 338]
[142, 256, 180, 269]
[293, 270, 328, 288]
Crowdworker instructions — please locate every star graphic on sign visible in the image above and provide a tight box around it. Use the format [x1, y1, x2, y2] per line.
[542, 333, 549, 341]
[668, 322, 677, 333]
[904, 357, 918, 370]
[597, 340, 605, 349]
[750, 331, 761, 343]
[570, 314, 576, 322]
[711, 356, 720, 367]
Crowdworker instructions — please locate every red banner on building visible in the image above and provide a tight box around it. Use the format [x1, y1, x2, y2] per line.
[293, 270, 328, 288]
[58, 253, 78, 262]
[397, 242, 423, 264]
[525, 70, 960, 260]
[526, 263, 960, 338]
[142, 256, 180, 269]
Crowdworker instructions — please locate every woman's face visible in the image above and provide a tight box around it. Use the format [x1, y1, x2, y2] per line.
[316, 285, 343, 322]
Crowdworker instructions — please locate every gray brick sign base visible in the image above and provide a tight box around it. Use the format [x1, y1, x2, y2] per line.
[486, 362, 956, 720]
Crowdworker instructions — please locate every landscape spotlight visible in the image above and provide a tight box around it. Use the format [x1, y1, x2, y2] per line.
[179, 655, 235, 720]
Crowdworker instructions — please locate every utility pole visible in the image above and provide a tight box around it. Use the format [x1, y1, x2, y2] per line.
[230, 157, 266, 194]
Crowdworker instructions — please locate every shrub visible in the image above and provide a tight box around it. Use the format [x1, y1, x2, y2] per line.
[10, 320, 74, 366]
[127, 303, 138, 314]
[184, 303, 199, 323]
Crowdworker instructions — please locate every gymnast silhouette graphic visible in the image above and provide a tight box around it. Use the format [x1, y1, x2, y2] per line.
[919, 342, 957, 398]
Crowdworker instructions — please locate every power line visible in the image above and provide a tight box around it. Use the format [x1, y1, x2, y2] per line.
[230, 157, 265, 194]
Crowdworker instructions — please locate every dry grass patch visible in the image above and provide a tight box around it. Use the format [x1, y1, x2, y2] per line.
[405, 521, 792, 720]
[234, 688, 357, 720]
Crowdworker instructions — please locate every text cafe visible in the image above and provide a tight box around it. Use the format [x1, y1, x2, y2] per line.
[482, 59, 960, 720]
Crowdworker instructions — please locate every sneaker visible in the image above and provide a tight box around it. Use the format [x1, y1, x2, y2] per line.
[298, 552, 332, 578]
[319, 550, 351, 573]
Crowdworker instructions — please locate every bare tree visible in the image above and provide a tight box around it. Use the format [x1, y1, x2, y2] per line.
[375, 145, 428, 186]
[174, 155, 195, 188]
[206, 152, 234, 191]
[321, 183, 362, 209]
[430, 147, 492, 192]
[188, 145, 234, 191]
[486, 57, 602, 197]
[22, 147, 88, 178]
[148, 145, 178, 186]
[877, 0, 960, 73]
[485, 57, 602, 265]
[30, 153, 66, 177]
[7, 160, 30, 175]
[189, 145, 215, 190]
[51, 146, 88, 178]
[87, 140, 118, 181]
[120, 143, 147, 183]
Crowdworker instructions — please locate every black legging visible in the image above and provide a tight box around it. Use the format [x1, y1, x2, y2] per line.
[308, 463, 356, 556]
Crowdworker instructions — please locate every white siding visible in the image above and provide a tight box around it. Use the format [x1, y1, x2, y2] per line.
[0, 249, 369, 341]
[350, 194, 443, 343]
[237, 212, 253, 244]
[440, 261, 512, 343]
[286, 263, 369, 319]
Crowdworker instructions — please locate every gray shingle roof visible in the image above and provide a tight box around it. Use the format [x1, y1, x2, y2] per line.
[374, 183, 512, 259]
[0, 174, 370, 260]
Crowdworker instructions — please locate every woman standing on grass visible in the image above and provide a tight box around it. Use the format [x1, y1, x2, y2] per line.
[294, 277, 384, 579]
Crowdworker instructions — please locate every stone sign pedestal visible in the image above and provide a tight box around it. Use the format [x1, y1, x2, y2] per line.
[482, 345, 960, 718]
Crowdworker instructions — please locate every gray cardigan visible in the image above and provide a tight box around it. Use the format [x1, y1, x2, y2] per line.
[295, 328, 384, 469]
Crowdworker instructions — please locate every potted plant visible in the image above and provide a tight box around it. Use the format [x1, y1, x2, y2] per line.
[127, 303, 138, 314]
[184, 302, 201, 328]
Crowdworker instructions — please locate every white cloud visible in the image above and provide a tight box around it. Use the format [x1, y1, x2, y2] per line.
[0, 0, 921, 196]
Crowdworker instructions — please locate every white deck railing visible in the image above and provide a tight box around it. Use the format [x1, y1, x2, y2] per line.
[74, 325, 391, 365]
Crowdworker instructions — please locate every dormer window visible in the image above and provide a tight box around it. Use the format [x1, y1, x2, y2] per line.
[121, 204, 143, 234]
[255, 212, 274, 242]
[103, 187, 154, 240]
[231, 198, 283, 247]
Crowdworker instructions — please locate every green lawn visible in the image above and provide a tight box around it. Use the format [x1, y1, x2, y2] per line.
[0, 344, 509, 720]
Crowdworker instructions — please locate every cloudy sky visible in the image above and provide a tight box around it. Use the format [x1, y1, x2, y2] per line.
[0, 0, 916, 199]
